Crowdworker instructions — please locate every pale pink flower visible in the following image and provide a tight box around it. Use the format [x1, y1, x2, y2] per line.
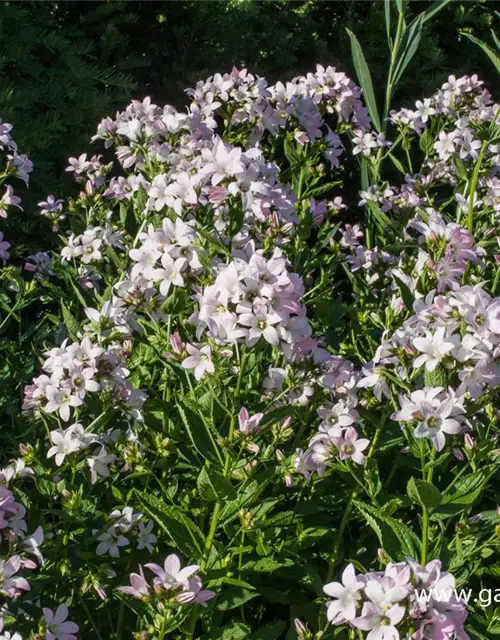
[118, 565, 150, 600]
[43, 605, 78, 640]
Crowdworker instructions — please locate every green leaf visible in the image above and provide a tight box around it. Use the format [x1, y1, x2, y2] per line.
[176, 402, 223, 466]
[387, 152, 407, 175]
[197, 466, 236, 502]
[250, 620, 287, 640]
[419, 0, 452, 24]
[407, 478, 442, 509]
[432, 467, 497, 520]
[384, 0, 392, 46]
[136, 491, 205, 558]
[60, 301, 79, 340]
[419, 127, 434, 155]
[216, 586, 259, 611]
[346, 28, 381, 132]
[203, 623, 252, 640]
[460, 30, 500, 75]
[354, 500, 421, 559]
[424, 366, 448, 388]
[393, 274, 414, 310]
[392, 15, 424, 86]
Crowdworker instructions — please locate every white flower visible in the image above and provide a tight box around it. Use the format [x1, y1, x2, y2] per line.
[181, 344, 215, 381]
[44, 386, 83, 422]
[95, 526, 129, 558]
[137, 520, 157, 552]
[87, 447, 116, 484]
[47, 428, 83, 466]
[156, 254, 187, 297]
[413, 327, 459, 372]
[323, 563, 364, 624]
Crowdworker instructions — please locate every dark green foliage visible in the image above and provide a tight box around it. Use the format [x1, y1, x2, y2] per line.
[0, 0, 498, 253]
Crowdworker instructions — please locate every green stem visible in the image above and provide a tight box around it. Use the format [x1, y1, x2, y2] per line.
[81, 596, 105, 640]
[420, 445, 435, 566]
[184, 607, 199, 640]
[326, 420, 385, 580]
[467, 140, 488, 233]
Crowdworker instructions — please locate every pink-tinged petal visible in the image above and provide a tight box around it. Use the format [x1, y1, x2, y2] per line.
[181, 356, 198, 369]
[53, 605, 68, 624]
[163, 553, 181, 576]
[323, 581, 345, 598]
[145, 562, 166, 580]
[177, 565, 200, 583]
[355, 439, 370, 452]
[43, 608, 54, 624]
[195, 589, 216, 604]
[351, 616, 373, 631]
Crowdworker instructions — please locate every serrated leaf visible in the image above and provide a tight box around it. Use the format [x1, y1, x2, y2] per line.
[197, 466, 236, 502]
[354, 500, 421, 559]
[423, 366, 448, 388]
[136, 491, 205, 558]
[461, 30, 500, 75]
[60, 301, 79, 340]
[177, 402, 223, 466]
[407, 477, 442, 509]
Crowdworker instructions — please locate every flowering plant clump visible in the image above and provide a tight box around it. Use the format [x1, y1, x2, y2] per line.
[2, 16, 500, 638]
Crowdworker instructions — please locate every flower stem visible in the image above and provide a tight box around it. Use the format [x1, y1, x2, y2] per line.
[326, 419, 385, 580]
[467, 140, 487, 233]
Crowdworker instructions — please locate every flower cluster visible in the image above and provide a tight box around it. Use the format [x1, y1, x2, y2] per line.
[95, 507, 156, 558]
[324, 560, 469, 640]
[119, 554, 215, 606]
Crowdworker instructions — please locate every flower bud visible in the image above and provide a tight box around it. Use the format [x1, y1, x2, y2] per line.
[170, 332, 184, 356]
[464, 434, 475, 450]
[294, 618, 313, 640]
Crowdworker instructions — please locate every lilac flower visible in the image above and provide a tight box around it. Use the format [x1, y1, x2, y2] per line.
[334, 427, 370, 465]
[0, 232, 10, 262]
[145, 554, 200, 590]
[238, 407, 264, 435]
[177, 576, 216, 605]
[392, 388, 466, 452]
[0, 556, 30, 598]
[44, 387, 83, 422]
[47, 428, 83, 466]
[352, 602, 405, 640]
[87, 447, 116, 484]
[118, 565, 150, 600]
[0, 185, 21, 218]
[38, 195, 64, 216]
[43, 605, 78, 640]
[95, 526, 129, 558]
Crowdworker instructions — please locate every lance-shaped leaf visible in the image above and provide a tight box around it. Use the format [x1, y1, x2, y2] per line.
[346, 28, 381, 132]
